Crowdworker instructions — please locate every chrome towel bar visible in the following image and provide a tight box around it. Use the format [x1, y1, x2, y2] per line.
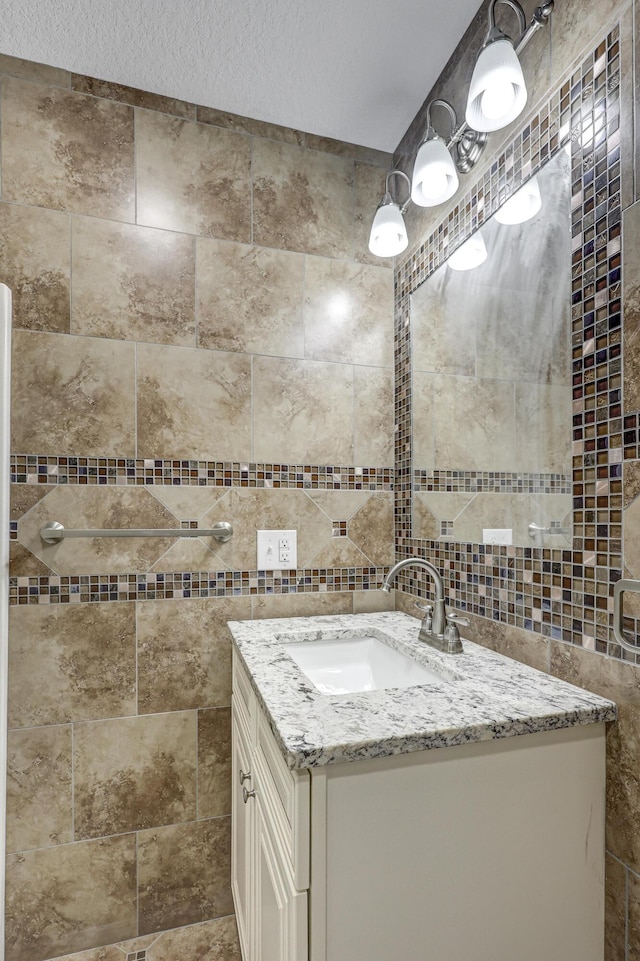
[40, 520, 233, 544]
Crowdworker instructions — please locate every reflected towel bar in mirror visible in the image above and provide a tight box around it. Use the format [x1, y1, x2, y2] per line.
[39, 520, 233, 544]
[528, 523, 571, 538]
[613, 579, 640, 655]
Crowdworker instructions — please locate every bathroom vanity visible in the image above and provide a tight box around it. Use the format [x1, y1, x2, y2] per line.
[228, 612, 616, 961]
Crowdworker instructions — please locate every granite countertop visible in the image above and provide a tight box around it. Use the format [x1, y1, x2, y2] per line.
[228, 611, 617, 770]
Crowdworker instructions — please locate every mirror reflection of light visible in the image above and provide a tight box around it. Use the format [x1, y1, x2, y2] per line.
[581, 122, 593, 149]
[495, 177, 542, 225]
[447, 233, 488, 271]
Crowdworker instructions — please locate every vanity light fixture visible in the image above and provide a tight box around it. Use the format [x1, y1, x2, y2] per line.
[411, 100, 460, 207]
[466, 0, 554, 132]
[368, 169, 411, 257]
[466, 0, 526, 132]
[368, 1, 553, 258]
[494, 175, 542, 224]
[447, 233, 488, 271]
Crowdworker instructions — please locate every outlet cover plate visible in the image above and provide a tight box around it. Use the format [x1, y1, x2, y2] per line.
[257, 529, 297, 570]
[482, 528, 513, 546]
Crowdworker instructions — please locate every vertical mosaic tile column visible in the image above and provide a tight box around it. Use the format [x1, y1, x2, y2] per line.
[394, 27, 632, 660]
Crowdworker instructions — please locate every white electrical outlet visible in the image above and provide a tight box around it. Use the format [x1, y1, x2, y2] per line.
[257, 530, 297, 569]
[483, 528, 513, 546]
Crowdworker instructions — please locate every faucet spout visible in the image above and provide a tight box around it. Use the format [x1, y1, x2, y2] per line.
[381, 556, 447, 639]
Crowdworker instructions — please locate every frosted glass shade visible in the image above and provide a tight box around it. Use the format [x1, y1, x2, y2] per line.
[448, 233, 488, 271]
[465, 38, 527, 133]
[495, 176, 542, 225]
[411, 137, 459, 207]
[368, 201, 408, 258]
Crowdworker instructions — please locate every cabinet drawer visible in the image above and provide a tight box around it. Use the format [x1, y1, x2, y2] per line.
[255, 703, 310, 891]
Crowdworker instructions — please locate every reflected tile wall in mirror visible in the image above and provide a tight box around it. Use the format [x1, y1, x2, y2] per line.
[410, 152, 573, 547]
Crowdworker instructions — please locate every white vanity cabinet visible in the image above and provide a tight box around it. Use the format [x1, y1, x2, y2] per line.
[232, 651, 310, 961]
[231, 634, 610, 961]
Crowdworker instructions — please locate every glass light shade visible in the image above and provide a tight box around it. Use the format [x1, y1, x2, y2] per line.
[368, 200, 408, 258]
[495, 177, 542, 225]
[447, 233, 488, 271]
[465, 38, 527, 133]
[411, 137, 459, 207]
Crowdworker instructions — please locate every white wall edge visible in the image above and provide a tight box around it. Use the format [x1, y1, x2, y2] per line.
[0, 283, 12, 961]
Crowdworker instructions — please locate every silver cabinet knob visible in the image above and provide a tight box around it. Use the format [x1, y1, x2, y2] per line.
[242, 786, 256, 803]
[239, 769, 251, 785]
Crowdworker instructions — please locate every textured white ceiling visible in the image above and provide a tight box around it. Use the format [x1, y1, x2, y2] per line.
[2, 0, 482, 152]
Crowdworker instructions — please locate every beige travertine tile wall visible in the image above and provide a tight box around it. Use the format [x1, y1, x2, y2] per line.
[0, 54, 395, 961]
[395, 0, 640, 957]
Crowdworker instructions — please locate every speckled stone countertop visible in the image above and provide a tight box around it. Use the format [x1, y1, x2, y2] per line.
[228, 611, 617, 769]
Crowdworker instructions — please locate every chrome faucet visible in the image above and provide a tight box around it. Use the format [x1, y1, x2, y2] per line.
[381, 556, 468, 654]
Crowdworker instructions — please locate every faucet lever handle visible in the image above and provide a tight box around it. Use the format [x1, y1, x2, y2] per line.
[445, 611, 470, 627]
[415, 602, 432, 613]
[442, 611, 468, 654]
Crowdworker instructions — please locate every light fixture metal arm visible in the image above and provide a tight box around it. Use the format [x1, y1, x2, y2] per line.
[488, 0, 527, 39]
[425, 98, 458, 136]
[514, 2, 554, 56]
[385, 168, 412, 213]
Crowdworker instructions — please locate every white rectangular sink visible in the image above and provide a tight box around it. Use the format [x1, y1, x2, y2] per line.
[282, 635, 446, 695]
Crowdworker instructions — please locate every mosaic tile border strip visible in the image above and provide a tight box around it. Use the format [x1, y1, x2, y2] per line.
[394, 27, 633, 660]
[413, 470, 571, 495]
[10, 455, 393, 491]
[9, 567, 388, 605]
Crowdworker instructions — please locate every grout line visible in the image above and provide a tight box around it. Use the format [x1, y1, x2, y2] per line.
[135, 829, 140, 938]
[633, 0, 637, 205]
[195, 708, 200, 821]
[193, 235, 199, 350]
[70, 721, 75, 842]
[134, 341, 138, 459]
[133, 107, 138, 226]
[249, 133, 254, 246]
[625, 861, 629, 961]
[250, 353, 254, 462]
[68, 213, 73, 334]
[135, 602, 139, 717]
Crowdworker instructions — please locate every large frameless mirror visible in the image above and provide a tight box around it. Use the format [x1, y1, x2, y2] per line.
[410, 149, 572, 548]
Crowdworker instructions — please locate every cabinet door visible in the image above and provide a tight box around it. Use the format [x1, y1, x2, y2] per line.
[255, 797, 308, 961]
[232, 708, 254, 960]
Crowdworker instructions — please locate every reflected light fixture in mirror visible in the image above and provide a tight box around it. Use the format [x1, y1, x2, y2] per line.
[447, 233, 488, 271]
[368, 169, 410, 258]
[494, 176, 542, 224]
